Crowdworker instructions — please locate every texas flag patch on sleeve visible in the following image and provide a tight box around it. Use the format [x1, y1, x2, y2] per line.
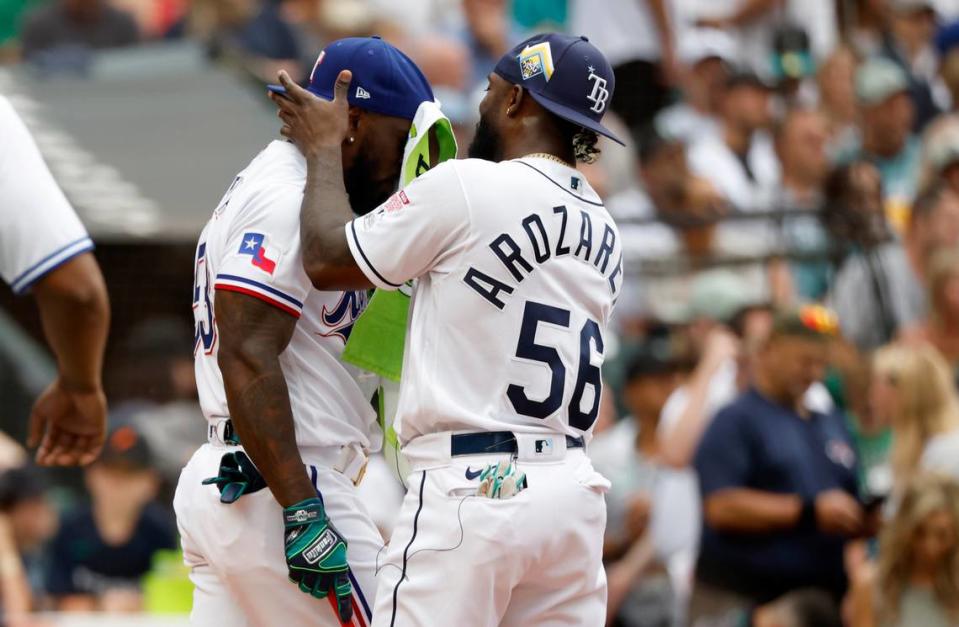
[237, 232, 278, 275]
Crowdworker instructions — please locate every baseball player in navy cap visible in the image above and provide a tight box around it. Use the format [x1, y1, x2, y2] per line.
[174, 37, 434, 626]
[274, 32, 624, 625]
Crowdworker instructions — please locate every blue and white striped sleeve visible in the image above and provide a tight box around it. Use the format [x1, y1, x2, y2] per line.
[0, 98, 93, 294]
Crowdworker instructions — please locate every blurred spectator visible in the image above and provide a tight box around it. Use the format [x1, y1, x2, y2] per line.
[591, 346, 687, 627]
[694, 587, 843, 627]
[106, 317, 204, 487]
[772, 107, 832, 299]
[935, 20, 959, 108]
[827, 340, 895, 501]
[691, 307, 863, 621]
[688, 71, 778, 212]
[817, 45, 861, 157]
[20, 0, 138, 61]
[656, 29, 735, 143]
[0, 466, 57, 615]
[46, 425, 175, 611]
[570, 0, 677, 134]
[682, 0, 837, 78]
[841, 0, 887, 57]
[880, 0, 945, 130]
[770, 25, 818, 105]
[848, 473, 959, 627]
[458, 0, 524, 90]
[829, 175, 959, 350]
[844, 57, 921, 228]
[922, 247, 959, 372]
[873, 343, 959, 490]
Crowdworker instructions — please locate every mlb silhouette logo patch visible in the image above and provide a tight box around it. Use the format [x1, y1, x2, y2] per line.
[518, 42, 554, 81]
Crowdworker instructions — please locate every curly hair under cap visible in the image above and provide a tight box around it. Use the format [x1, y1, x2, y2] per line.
[572, 128, 601, 164]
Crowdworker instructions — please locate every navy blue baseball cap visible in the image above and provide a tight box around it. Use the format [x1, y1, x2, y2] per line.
[493, 33, 624, 145]
[267, 36, 434, 121]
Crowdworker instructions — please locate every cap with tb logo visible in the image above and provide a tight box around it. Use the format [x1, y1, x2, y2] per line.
[493, 33, 624, 145]
[267, 36, 434, 121]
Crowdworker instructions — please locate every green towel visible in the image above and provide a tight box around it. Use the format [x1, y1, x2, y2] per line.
[342, 100, 456, 380]
[341, 100, 457, 465]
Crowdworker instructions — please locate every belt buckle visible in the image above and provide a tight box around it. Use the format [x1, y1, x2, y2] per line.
[335, 443, 369, 486]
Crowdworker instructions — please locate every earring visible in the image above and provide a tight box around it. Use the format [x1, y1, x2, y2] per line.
[348, 136, 355, 144]
[506, 107, 513, 116]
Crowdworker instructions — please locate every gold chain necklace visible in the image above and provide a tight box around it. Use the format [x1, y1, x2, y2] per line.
[522, 152, 574, 168]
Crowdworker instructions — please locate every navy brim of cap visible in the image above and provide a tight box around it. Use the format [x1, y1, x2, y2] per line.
[266, 83, 333, 99]
[525, 90, 625, 146]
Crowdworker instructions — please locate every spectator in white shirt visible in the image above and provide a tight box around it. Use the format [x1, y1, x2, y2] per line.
[688, 71, 780, 211]
[657, 29, 736, 143]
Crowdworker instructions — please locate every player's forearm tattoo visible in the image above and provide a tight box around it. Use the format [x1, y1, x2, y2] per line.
[216, 291, 315, 508]
[300, 148, 356, 271]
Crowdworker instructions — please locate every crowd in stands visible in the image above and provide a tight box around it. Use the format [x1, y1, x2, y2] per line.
[6, 0, 959, 626]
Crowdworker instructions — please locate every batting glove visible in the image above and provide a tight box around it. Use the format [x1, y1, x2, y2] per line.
[202, 451, 267, 504]
[283, 498, 352, 623]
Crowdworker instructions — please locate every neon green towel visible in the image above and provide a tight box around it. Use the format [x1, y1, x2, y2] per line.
[342, 100, 456, 381]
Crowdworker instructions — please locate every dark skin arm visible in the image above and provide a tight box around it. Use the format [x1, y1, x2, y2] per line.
[270, 70, 370, 291]
[215, 290, 315, 508]
[705, 489, 803, 533]
[29, 252, 109, 466]
[705, 488, 865, 535]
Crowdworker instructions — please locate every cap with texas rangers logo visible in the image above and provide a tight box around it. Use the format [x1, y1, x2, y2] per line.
[267, 36, 434, 121]
[493, 33, 624, 145]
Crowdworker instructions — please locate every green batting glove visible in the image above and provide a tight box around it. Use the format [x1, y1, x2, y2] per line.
[283, 498, 352, 623]
[202, 451, 267, 504]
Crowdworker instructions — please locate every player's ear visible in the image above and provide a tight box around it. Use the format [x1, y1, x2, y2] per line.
[506, 85, 525, 118]
[347, 106, 362, 134]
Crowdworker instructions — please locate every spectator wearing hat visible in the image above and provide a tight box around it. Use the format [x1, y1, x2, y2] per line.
[690, 306, 867, 621]
[843, 57, 922, 230]
[656, 29, 735, 143]
[590, 343, 689, 627]
[0, 466, 58, 616]
[880, 0, 945, 131]
[45, 425, 175, 612]
[687, 70, 779, 212]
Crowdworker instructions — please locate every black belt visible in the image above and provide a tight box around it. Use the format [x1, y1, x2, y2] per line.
[450, 431, 584, 457]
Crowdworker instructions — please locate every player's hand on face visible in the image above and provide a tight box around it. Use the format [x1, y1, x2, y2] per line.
[28, 377, 106, 466]
[283, 498, 353, 623]
[271, 69, 352, 159]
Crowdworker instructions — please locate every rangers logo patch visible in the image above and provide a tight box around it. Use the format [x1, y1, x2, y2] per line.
[518, 42, 554, 81]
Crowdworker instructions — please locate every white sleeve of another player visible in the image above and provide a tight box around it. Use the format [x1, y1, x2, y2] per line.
[344, 161, 470, 291]
[0, 97, 92, 294]
[213, 184, 312, 318]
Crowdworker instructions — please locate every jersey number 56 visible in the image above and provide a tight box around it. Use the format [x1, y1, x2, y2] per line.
[507, 300, 604, 431]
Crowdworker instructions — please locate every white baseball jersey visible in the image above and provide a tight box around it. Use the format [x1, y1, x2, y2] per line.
[0, 96, 93, 293]
[346, 156, 623, 445]
[192, 140, 378, 451]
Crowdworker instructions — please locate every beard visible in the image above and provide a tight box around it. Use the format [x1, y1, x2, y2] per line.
[467, 115, 503, 161]
[344, 149, 393, 216]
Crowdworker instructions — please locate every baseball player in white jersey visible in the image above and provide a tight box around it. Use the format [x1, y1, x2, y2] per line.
[272, 32, 625, 625]
[172, 38, 436, 626]
[0, 95, 109, 468]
